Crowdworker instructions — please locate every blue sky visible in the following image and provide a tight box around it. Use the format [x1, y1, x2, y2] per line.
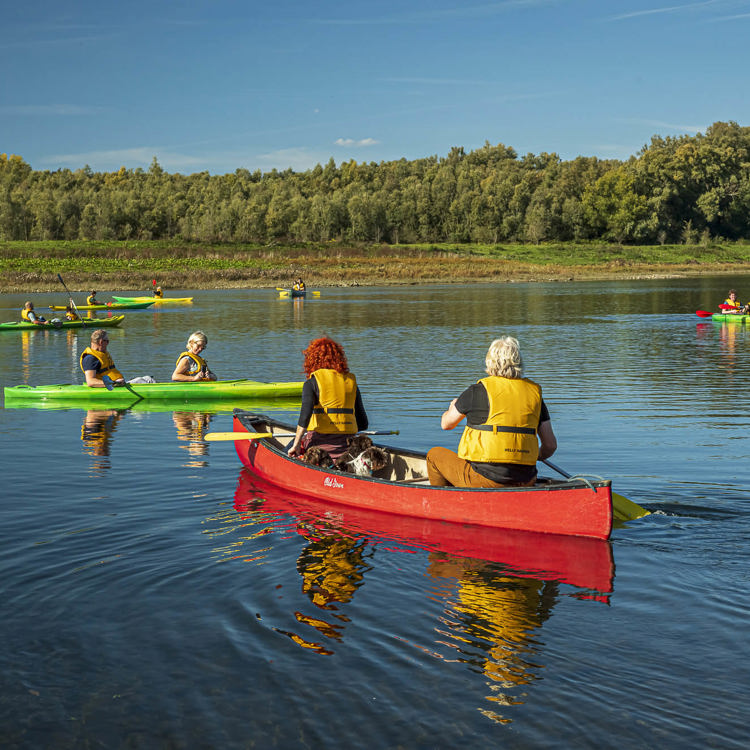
[2, 0, 749, 175]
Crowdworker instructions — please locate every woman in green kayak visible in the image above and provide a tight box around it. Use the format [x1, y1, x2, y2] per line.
[172, 331, 217, 382]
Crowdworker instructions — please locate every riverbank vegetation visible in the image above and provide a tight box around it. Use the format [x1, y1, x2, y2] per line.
[2, 239, 750, 292]
[3, 122, 750, 250]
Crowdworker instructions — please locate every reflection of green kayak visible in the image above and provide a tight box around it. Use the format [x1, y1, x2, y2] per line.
[0, 315, 125, 332]
[712, 313, 750, 322]
[4, 379, 303, 405]
[4, 397, 301, 414]
[48, 301, 154, 311]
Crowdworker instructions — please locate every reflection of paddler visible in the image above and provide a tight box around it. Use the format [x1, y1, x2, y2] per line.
[173, 411, 213, 458]
[296, 534, 370, 610]
[81, 409, 123, 457]
[427, 552, 557, 717]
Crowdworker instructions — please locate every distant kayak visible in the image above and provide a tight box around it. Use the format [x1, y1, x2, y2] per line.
[3, 378, 303, 405]
[112, 296, 193, 305]
[48, 301, 155, 311]
[0, 315, 125, 332]
[711, 313, 750, 322]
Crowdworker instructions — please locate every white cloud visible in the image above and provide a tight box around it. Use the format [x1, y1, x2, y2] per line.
[335, 137, 379, 147]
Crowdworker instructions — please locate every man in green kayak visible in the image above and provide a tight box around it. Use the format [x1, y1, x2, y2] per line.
[80, 329, 127, 387]
[21, 301, 48, 325]
[80, 329, 156, 387]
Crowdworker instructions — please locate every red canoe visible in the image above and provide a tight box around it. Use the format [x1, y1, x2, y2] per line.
[231, 411, 613, 540]
[234, 468, 615, 596]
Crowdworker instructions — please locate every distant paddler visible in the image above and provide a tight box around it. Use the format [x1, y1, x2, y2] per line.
[292, 277, 306, 292]
[21, 301, 49, 325]
[153, 285, 164, 298]
[721, 289, 750, 314]
[65, 304, 80, 321]
[86, 290, 99, 305]
[172, 330, 218, 382]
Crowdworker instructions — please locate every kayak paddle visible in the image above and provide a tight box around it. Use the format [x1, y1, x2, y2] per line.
[541, 458, 650, 522]
[205, 429, 399, 442]
[696, 310, 715, 318]
[57, 273, 85, 326]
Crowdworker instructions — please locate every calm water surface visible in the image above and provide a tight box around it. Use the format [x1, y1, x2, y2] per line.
[1, 279, 749, 748]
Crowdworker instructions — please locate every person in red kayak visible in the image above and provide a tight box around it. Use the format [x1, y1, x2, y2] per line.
[426, 336, 557, 488]
[287, 336, 368, 461]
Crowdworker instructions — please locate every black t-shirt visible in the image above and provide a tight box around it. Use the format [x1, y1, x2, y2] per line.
[454, 381, 551, 483]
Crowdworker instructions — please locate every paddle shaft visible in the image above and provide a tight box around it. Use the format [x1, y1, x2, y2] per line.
[205, 429, 399, 442]
[57, 274, 85, 326]
[101, 374, 144, 402]
[541, 458, 649, 521]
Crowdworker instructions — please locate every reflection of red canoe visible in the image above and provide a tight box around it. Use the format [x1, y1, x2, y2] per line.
[231, 411, 613, 540]
[234, 469, 614, 596]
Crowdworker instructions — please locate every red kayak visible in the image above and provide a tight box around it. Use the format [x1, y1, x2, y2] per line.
[234, 468, 615, 597]
[231, 411, 613, 540]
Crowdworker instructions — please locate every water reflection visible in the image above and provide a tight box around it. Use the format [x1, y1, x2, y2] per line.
[173, 411, 213, 467]
[81, 409, 125, 475]
[226, 470, 614, 685]
[426, 554, 559, 723]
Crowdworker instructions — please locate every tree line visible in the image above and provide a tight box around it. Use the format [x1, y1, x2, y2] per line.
[2, 121, 749, 246]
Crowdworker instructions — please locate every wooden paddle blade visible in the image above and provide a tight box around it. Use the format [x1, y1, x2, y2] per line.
[612, 492, 650, 521]
[204, 431, 296, 442]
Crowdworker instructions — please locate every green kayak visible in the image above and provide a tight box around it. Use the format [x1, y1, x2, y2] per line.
[711, 313, 750, 322]
[3, 379, 303, 405]
[4, 396, 302, 414]
[112, 295, 193, 305]
[0, 315, 125, 332]
[48, 301, 155, 311]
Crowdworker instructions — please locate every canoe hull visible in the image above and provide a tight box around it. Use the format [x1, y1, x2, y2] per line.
[232, 411, 613, 540]
[0, 315, 125, 332]
[4, 379, 303, 404]
[234, 469, 614, 595]
[112, 296, 193, 304]
[48, 301, 155, 311]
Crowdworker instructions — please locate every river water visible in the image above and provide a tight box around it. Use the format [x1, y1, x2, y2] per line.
[1, 278, 748, 748]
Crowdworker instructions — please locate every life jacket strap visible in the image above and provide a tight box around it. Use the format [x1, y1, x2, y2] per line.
[468, 424, 536, 435]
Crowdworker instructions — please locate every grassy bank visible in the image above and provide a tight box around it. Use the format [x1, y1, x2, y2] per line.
[2, 240, 750, 292]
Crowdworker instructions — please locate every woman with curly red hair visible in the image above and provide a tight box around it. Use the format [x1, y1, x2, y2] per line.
[287, 337, 369, 461]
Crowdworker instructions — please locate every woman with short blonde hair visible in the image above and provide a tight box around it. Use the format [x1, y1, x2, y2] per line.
[485, 336, 523, 379]
[172, 330, 217, 381]
[426, 336, 556, 488]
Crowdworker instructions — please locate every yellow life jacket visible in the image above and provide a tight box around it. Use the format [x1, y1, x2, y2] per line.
[457, 376, 542, 466]
[79, 346, 125, 381]
[66, 311, 79, 321]
[724, 297, 741, 310]
[86, 295, 97, 305]
[154, 288, 163, 298]
[176, 350, 207, 375]
[21, 308, 37, 322]
[307, 369, 358, 435]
